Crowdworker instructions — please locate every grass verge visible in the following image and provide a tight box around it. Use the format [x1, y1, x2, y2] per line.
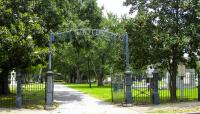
[66, 83, 112, 102]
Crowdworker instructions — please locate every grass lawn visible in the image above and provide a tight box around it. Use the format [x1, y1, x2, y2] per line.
[66, 84, 113, 102]
[67, 83, 198, 105]
[22, 83, 45, 109]
[133, 87, 198, 104]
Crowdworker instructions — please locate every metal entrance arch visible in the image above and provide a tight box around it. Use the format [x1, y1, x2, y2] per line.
[45, 29, 132, 108]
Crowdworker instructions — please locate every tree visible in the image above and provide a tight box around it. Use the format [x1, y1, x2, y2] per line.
[78, 0, 102, 29]
[0, 0, 39, 95]
[125, 13, 156, 69]
[52, 0, 105, 85]
[124, 0, 200, 101]
[0, 0, 64, 95]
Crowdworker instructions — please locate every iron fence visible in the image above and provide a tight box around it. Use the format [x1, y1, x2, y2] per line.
[159, 70, 198, 103]
[0, 71, 46, 108]
[131, 69, 199, 104]
[111, 73, 125, 103]
[21, 73, 45, 108]
[0, 73, 16, 107]
[132, 75, 151, 104]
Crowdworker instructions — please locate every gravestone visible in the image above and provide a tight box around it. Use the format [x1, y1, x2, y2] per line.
[177, 64, 185, 98]
[10, 70, 17, 86]
[103, 76, 111, 84]
[185, 69, 196, 88]
[176, 68, 196, 89]
[145, 66, 154, 89]
[160, 72, 169, 89]
[147, 65, 154, 78]
[176, 64, 186, 89]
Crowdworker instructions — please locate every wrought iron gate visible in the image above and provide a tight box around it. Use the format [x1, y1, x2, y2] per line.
[132, 74, 152, 104]
[0, 70, 46, 108]
[0, 72, 16, 108]
[132, 69, 199, 104]
[21, 73, 45, 108]
[111, 73, 125, 103]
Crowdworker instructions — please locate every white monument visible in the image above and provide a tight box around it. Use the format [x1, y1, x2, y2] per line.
[147, 65, 154, 78]
[176, 64, 186, 88]
[10, 70, 17, 86]
[177, 64, 186, 98]
[185, 69, 196, 88]
[160, 72, 169, 89]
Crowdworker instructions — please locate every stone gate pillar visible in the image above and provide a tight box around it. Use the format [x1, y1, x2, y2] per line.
[45, 31, 54, 109]
[198, 70, 200, 101]
[45, 71, 53, 109]
[16, 70, 22, 108]
[125, 70, 133, 104]
[152, 69, 160, 104]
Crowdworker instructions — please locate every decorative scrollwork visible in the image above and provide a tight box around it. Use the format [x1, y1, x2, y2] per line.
[53, 29, 123, 42]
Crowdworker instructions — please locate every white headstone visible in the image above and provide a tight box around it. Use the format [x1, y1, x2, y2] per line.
[10, 70, 16, 86]
[178, 64, 186, 77]
[161, 72, 169, 89]
[185, 69, 196, 88]
[177, 64, 185, 89]
[147, 66, 154, 78]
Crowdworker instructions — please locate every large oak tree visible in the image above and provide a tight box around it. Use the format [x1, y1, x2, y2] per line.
[124, 0, 200, 101]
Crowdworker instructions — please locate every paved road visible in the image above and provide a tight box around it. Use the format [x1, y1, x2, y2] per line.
[52, 83, 139, 114]
[0, 83, 140, 114]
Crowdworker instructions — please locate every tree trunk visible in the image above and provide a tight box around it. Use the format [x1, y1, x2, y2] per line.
[69, 71, 74, 83]
[0, 69, 10, 95]
[88, 59, 91, 88]
[76, 68, 82, 84]
[39, 68, 43, 83]
[169, 48, 178, 102]
[97, 55, 105, 86]
[70, 74, 73, 83]
[64, 74, 67, 83]
[97, 71, 103, 86]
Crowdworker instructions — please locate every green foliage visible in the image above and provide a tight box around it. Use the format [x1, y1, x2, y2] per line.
[197, 61, 200, 72]
[52, 5, 125, 84]
[124, 0, 200, 69]
[0, 0, 49, 70]
[78, 0, 102, 29]
[124, 0, 200, 101]
[53, 29, 124, 83]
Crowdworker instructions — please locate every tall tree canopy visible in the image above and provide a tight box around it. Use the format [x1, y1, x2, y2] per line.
[0, 0, 104, 94]
[124, 0, 200, 101]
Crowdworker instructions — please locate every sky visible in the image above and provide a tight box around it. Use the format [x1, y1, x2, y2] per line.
[96, 0, 137, 18]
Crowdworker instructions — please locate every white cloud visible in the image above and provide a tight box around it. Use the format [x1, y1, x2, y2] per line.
[97, 0, 136, 18]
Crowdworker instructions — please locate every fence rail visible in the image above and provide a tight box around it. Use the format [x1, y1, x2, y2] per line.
[111, 73, 125, 103]
[0, 84, 16, 108]
[0, 71, 46, 108]
[110, 69, 200, 105]
[131, 69, 199, 104]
